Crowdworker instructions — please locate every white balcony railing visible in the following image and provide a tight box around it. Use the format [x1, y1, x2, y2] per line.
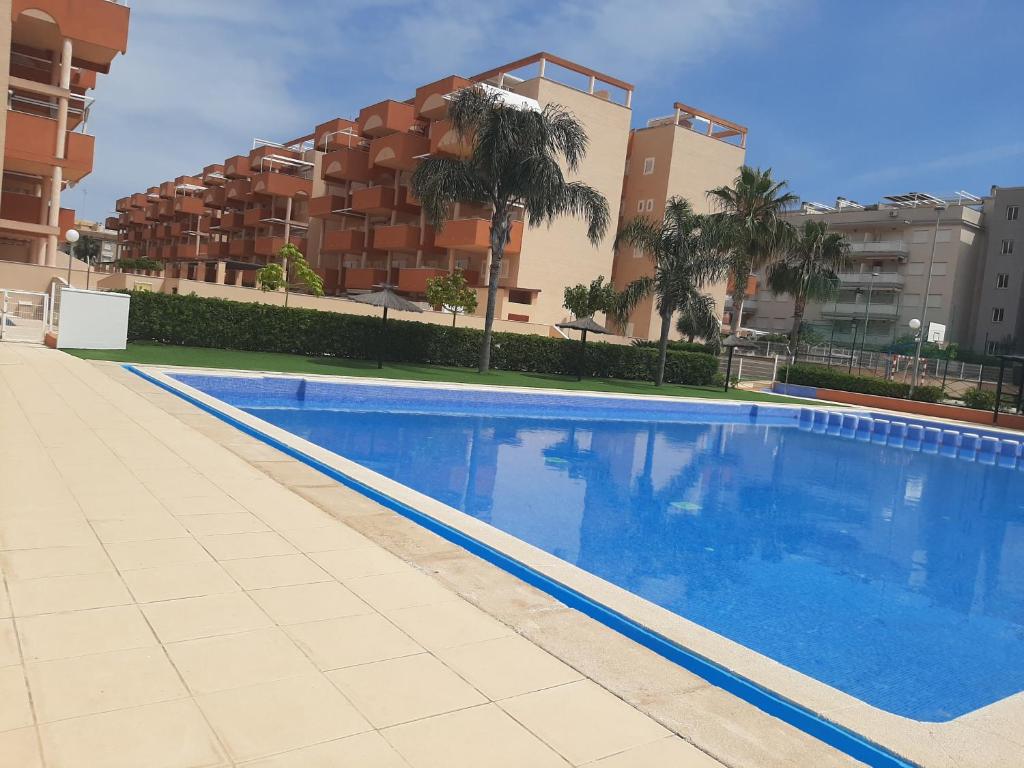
[837, 272, 905, 288]
[847, 240, 909, 256]
[821, 302, 899, 318]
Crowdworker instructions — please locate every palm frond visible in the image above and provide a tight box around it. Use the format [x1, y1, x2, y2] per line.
[410, 157, 485, 230]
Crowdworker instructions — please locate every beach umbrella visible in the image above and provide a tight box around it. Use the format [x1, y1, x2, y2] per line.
[350, 286, 423, 369]
[556, 316, 609, 381]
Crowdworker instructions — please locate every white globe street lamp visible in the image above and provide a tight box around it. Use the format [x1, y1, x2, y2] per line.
[65, 228, 80, 286]
[909, 318, 921, 331]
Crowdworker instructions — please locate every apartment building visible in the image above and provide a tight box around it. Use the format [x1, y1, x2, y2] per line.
[744, 193, 988, 349]
[612, 104, 746, 339]
[111, 53, 745, 339]
[0, 0, 129, 268]
[967, 186, 1024, 354]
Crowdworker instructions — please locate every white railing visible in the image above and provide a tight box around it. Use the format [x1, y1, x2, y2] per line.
[822, 302, 899, 318]
[837, 272, 905, 287]
[848, 241, 908, 256]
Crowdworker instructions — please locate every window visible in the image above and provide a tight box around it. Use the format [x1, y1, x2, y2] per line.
[992, 307, 1005, 323]
[1009, 205, 1020, 221]
[645, 199, 655, 212]
[508, 289, 533, 305]
[987, 340, 1000, 355]
[636, 199, 644, 213]
[936, 229, 951, 243]
[912, 229, 930, 244]
[926, 293, 942, 308]
[1002, 239, 1015, 255]
[642, 157, 655, 175]
[997, 273, 1010, 288]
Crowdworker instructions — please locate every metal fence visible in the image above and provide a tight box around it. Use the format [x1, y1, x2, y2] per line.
[0, 289, 49, 344]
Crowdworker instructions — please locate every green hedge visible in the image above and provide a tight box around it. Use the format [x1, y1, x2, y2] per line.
[962, 388, 996, 410]
[778, 364, 945, 403]
[124, 291, 719, 386]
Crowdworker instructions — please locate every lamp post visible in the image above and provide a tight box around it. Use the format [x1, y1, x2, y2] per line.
[849, 318, 859, 373]
[908, 318, 921, 381]
[909, 203, 946, 397]
[722, 334, 753, 392]
[860, 268, 879, 364]
[64, 228, 80, 287]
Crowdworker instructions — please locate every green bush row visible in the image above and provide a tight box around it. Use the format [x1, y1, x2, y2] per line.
[778, 364, 945, 403]
[962, 388, 996, 410]
[116, 258, 162, 272]
[124, 291, 719, 386]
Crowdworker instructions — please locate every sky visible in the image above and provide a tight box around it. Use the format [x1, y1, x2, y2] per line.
[67, 0, 1024, 222]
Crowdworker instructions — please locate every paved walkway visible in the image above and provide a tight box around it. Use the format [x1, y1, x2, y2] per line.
[0, 344, 724, 768]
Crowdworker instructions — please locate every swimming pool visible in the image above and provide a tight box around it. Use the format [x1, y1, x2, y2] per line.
[140, 369, 1024, 765]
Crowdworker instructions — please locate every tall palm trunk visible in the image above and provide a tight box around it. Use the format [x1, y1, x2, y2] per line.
[790, 291, 807, 361]
[729, 259, 751, 334]
[656, 306, 672, 386]
[479, 210, 510, 373]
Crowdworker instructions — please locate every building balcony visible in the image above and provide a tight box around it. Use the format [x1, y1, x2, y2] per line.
[821, 302, 899, 319]
[144, 203, 160, 222]
[206, 241, 230, 259]
[170, 244, 206, 261]
[435, 218, 521, 254]
[12, 0, 130, 71]
[202, 164, 225, 185]
[397, 267, 479, 294]
[157, 199, 174, 219]
[243, 207, 272, 227]
[128, 209, 145, 225]
[321, 147, 372, 183]
[174, 197, 205, 216]
[350, 186, 418, 216]
[115, 197, 131, 212]
[219, 212, 245, 231]
[202, 187, 226, 209]
[158, 181, 176, 199]
[321, 228, 366, 254]
[309, 195, 348, 219]
[344, 268, 390, 291]
[315, 118, 362, 152]
[847, 241, 909, 259]
[372, 223, 428, 252]
[228, 238, 255, 258]
[429, 120, 471, 158]
[161, 223, 182, 238]
[250, 172, 313, 199]
[837, 272, 905, 288]
[249, 144, 300, 166]
[105, 216, 120, 230]
[254, 236, 307, 257]
[224, 155, 252, 179]
[358, 100, 418, 137]
[369, 132, 430, 172]
[415, 76, 473, 120]
[129, 193, 149, 209]
[224, 178, 252, 203]
[4, 111, 94, 181]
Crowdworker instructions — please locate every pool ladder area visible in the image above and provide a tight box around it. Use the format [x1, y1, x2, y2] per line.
[798, 408, 1024, 468]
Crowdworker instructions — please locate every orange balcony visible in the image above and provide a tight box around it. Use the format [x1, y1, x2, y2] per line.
[158, 181, 176, 199]
[309, 195, 350, 219]
[369, 132, 430, 171]
[129, 193, 148, 208]
[321, 147, 372, 183]
[314, 118, 361, 152]
[170, 244, 204, 261]
[0, 190, 42, 224]
[250, 172, 313, 199]
[219, 212, 245, 231]
[435, 218, 522, 253]
[158, 199, 174, 219]
[202, 187, 226, 209]
[207, 241, 230, 259]
[128, 209, 146, 225]
[249, 145, 300, 165]
[228, 239, 254, 258]
[254, 236, 307, 257]
[344, 268, 389, 291]
[203, 164, 225, 185]
[174, 197, 205, 216]
[115, 197, 131, 212]
[3, 111, 94, 181]
[350, 186, 418, 216]
[429, 120, 472, 158]
[320, 229, 365, 254]
[415, 76, 473, 120]
[144, 203, 160, 222]
[397, 268, 480, 294]
[224, 155, 252, 179]
[105, 216, 120, 230]
[372, 223, 424, 252]
[11, 0, 130, 71]
[243, 207, 271, 228]
[224, 178, 252, 203]
[358, 100, 418, 137]
[175, 175, 203, 188]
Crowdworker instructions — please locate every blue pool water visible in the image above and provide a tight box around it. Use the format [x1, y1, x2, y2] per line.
[175, 374, 1024, 722]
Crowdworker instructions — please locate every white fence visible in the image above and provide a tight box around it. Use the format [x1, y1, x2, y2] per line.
[0, 289, 49, 344]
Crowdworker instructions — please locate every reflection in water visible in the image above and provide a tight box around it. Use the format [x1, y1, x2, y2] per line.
[247, 407, 1024, 721]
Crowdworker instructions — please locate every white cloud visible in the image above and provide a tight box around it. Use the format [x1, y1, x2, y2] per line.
[851, 143, 1024, 185]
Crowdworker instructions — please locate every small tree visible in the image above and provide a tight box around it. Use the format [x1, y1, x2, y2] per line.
[562, 275, 617, 319]
[257, 242, 323, 305]
[426, 270, 479, 326]
[73, 236, 102, 265]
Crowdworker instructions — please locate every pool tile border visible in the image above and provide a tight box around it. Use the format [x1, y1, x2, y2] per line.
[128, 365, 1024, 768]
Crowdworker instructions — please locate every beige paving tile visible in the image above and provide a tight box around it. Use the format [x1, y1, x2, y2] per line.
[0, 518, 96, 550]
[329, 653, 486, 728]
[38, 698, 226, 768]
[91, 516, 189, 544]
[286, 614, 422, 670]
[344, 570, 462, 611]
[0, 545, 113, 580]
[7, 572, 131, 616]
[0, 665, 33, 731]
[166, 628, 315, 694]
[142, 593, 273, 643]
[248, 581, 371, 626]
[73, 492, 168, 522]
[0, 619, 19, 667]
[0, 582, 8, 618]
[582, 736, 724, 767]
[310, 546, 410, 580]
[499, 680, 670, 765]
[437, 634, 583, 700]
[180, 512, 270, 537]
[385, 600, 513, 652]
[221, 554, 330, 590]
[26, 646, 187, 723]
[138, 469, 223, 500]
[104, 538, 214, 571]
[0, 726, 43, 768]
[198, 531, 296, 561]
[121, 561, 240, 603]
[161, 494, 248, 516]
[277, 524, 370, 553]
[16, 605, 157, 662]
[197, 674, 371, 763]
[290, 484, 388, 518]
[239, 731, 409, 768]
[252, 460, 335, 488]
[384, 703, 570, 768]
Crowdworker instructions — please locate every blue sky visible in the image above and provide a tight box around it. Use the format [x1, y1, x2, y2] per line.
[67, 0, 1024, 221]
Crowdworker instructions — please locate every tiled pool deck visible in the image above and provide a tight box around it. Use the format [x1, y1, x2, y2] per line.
[0, 345, 868, 768]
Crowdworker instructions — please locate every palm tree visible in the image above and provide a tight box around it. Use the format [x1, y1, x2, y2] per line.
[612, 197, 726, 386]
[708, 166, 798, 333]
[412, 86, 610, 373]
[766, 219, 849, 355]
[676, 293, 722, 353]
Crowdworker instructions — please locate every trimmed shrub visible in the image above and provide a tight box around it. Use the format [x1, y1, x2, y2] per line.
[962, 388, 996, 411]
[778, 364, 945, 403]
[123, 291, 718, 386]
[630, 338, 717, 356]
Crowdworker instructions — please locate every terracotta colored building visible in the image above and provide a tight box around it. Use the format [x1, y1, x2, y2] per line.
[0, 0, 129, 268]
[111, 53, 746, 339]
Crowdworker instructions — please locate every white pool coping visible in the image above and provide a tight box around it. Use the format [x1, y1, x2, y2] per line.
[133, 365, 1024, 768]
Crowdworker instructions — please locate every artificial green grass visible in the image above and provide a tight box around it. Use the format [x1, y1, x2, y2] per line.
[66, 342, 806, 404]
